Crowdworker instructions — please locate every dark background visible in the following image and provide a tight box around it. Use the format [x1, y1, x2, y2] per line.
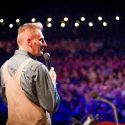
[0, 0, 125, 40]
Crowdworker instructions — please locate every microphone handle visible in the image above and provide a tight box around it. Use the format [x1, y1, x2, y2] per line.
[98, 97, 119, 125]
[45, 60, 51, 70]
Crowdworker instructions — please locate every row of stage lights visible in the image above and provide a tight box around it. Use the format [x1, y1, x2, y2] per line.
[0, 16, 120, 29]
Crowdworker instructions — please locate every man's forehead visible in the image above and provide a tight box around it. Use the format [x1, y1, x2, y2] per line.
[37, 30, 44, 39]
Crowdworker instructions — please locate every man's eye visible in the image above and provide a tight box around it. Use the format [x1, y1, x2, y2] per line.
[41, 39, 46, 43]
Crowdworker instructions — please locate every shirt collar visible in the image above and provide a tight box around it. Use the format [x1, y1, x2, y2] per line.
[14, 49, 36, 59]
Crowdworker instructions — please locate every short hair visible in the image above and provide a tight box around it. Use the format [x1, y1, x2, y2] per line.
[17, 22, 43, 44]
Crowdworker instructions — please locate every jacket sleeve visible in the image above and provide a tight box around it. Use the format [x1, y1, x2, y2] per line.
[35, 64, 60, 113]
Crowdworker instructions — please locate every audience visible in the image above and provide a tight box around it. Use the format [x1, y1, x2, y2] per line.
[0, 38, 125, 125]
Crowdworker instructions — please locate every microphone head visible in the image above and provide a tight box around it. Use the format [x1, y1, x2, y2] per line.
[43, 52, 50, 60]
[90, 92, 99, 99]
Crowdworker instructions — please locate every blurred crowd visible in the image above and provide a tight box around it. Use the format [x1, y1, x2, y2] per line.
[0, 38, 125, 125]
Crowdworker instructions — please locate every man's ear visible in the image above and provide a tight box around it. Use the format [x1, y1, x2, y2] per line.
[27, 38, 32, 47]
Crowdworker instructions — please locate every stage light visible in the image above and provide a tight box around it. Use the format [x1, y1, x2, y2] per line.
[16, 18, 20, 23]
[31, 18, 36, 22]
[61, 22, 66, 27]
[98, 16, 102, 21]
[47, 17, 52, 22]
[47, 22, 52, 27]
[74, 20, 80, 27]
[103, 22, 107, 26]
[115, 16, 120, 21]
[64, 17, 68, 21]
[0, 19, 4, 23]
[81, 17, 85, 21]
[88, 22, 93, 27]
[16, 18, 20, 25]
[9, 24, 13, 28]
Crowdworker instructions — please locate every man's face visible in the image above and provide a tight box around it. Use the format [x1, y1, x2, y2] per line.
[31, 30, 47, 56]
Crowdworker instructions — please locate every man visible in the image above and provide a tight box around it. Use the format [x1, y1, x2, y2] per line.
[0, 22, 60, 125]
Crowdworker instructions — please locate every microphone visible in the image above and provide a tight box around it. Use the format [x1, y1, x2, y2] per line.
[81, 114, 98, 125]
[43, 52, 51, 70]
[90, 92, 119, 125]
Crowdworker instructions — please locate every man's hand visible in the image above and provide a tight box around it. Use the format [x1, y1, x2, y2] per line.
[49, 67, 57, 85]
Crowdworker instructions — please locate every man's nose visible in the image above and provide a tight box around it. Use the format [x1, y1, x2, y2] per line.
[40, 40, 47, 47]
[42, 40, 47, 47]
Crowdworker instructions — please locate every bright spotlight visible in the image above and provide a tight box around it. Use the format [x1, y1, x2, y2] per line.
[0, 19, 4, 23]
[74, 23, 79, 27]
[103, 22, 107, 26]
[61, 22, 66, 27]
[9, 24, 13, 28]
[81, 17, 85, 21]
[31, 18, 36, 22]
[64, 17, 68, 21]
[16, 18, 20, 23]
[74, 20, 80, 27]
[47, 17, 52, 22]
[98, 16, 102, 21]
[47, 23, 52, 27]
[115, 16, 120, 21]
[88, 22, 93, 27]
